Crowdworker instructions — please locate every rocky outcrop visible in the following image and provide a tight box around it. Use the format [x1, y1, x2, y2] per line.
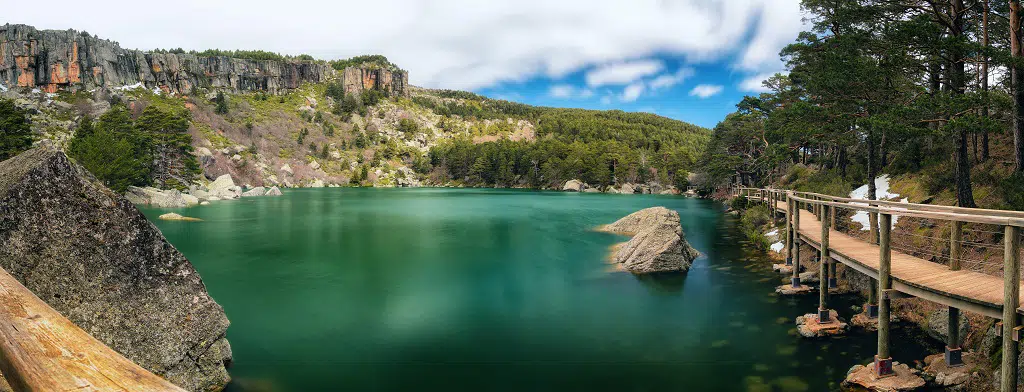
[598, 207, 699, 274]
[0, 146, 230, 390]
[126, 186, 198, 208]
[0, 24, 339, 95]
[341, 66, 409, 97]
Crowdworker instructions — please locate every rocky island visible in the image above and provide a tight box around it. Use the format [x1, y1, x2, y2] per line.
[598, 207, 699, 274]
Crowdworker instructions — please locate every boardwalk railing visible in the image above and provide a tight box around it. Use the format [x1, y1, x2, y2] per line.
[0, 266, 184, 391]
[735, 186, 1023, 390]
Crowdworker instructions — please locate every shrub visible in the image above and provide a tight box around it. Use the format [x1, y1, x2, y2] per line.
[1001, 172, 1024, 210]
[214, 91, 229, 114]
[0, 99, 32, 161]
[68, 113, 152, 192]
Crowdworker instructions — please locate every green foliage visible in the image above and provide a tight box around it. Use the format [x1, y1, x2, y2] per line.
[329, 55, 402, 72]
[398, 118, 418, 139]
[361, 89, 384, 107]
[297, 128, 309, 145]
[1001, 173, 1024, 210]
[740, 206, 773, 251]
[192, 49, 306, 62]
[68, 108, 152, 192]
[0, 99, 32, 161]
[215, 91, 229, 115]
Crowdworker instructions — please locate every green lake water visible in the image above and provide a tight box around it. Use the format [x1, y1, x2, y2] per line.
[141, 188, 941, 392]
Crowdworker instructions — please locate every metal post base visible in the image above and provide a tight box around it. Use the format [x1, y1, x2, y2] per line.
[944, 347, 964, 367]
[817, 309, 832, 323]
[828, 278, 838, 289]
[865, 304, 879, 319]
[874, 356, 895, 378]
[791, 277, 801, 288]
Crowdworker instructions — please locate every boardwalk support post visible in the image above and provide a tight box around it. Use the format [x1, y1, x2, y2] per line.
[818, 204, 831, 323]
[828, 258, 838, 289]
[946, 220, 964, 367]
[785, 193, 793, 266]
[792, 195, 802, 287]
[1001, 225, 1020, 392]
[875, 213, 894, 378]
[866, 280, 879, 318]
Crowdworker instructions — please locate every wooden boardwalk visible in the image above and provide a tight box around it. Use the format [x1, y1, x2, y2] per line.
[0, 266, 184, 391]
[776, 200, 1020, 319]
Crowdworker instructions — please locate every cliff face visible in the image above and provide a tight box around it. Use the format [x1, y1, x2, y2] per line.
[0, 145, 232, 391]
[0, 24, 407, 97]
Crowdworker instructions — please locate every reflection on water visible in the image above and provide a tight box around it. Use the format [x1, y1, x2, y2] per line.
[142, 188, 941, 392]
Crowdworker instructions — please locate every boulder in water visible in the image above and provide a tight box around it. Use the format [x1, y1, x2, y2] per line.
[598, 207, 699, 274]
[0, 146, 231, 390]
[562, 179, 585, 192]
[266, 186, 283, 196]
[242, 186, 267, 197]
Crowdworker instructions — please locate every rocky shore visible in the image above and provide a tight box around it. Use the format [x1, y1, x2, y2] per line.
[0, 145, 231, 390]
[126, 174, 283, 208]
[562, 179, 684, 195]
[598, 207, 699, 274]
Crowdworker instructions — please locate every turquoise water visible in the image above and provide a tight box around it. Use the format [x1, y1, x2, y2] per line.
[141, 188, 940, 392]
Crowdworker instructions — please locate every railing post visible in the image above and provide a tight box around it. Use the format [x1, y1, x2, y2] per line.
[818, 204, 832, 323]
[947, 220, 964, 367]
[875, 213, 894, 377]
[791, 195, 802, 287]
[1001, 225, 1020, 392]
[785, 193, 793, 266]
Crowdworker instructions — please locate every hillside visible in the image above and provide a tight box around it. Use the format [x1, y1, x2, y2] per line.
[0, 24, 710, 194]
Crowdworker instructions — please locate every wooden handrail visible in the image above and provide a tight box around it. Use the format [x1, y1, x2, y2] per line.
[787, 194, 1024, 227]
[734, 186, 1024, 225]
[0, 266, 184, 391]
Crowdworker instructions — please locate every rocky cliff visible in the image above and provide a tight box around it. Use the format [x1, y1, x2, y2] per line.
[0, 145, 231, 391]
[0, 24, 408, 97]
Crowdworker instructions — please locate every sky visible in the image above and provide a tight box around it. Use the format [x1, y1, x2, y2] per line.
[7, 0, 808, 128]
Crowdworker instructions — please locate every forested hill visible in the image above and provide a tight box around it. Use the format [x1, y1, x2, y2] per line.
[695, 0, 1024, 212]
[0, 24, 709, 193]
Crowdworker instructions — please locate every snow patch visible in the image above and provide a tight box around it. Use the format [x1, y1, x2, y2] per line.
[115, 82, 145, 91]
[0, 83, 7, 92]
[770, 242, 784, 253]
[849, 174, 906, 231]
[31, 88, 41, 94]
[152, 87, 162, 95]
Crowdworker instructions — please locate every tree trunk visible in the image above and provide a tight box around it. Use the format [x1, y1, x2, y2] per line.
[951, 0, 977, 208]
[1013, 0, 1024, 172]
[982, 0, 990, 161]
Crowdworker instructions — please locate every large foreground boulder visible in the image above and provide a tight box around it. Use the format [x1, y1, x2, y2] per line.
[598, 206, 699, 274]
[0, 146, 231, 391]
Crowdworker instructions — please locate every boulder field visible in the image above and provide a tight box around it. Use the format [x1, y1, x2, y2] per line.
[0, 146, 231, 390]
[126, 174, 283, 208]
[598, 207, 699, 274]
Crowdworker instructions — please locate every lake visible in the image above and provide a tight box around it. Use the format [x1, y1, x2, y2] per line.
[141, 188, 940, 392]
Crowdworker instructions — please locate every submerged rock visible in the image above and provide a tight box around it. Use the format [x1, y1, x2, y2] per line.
[159, 213, 202, 222]
[598, 207, 699, 274]
[0, 146, 231, 390]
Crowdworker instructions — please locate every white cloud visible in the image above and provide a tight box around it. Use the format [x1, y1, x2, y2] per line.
[689, 84, 724, 98]
[739, 73, 776, 93]
[736, 1, 808, 73]
[585, 59, 664, 87]
[621, 82, 646, 102]
[548, 84, 594, 99]
[648, 67, 696, 90]
[5, 0, 805, 91]
[549, 85, 575, 98]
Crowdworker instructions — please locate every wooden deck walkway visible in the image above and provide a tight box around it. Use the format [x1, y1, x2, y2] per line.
[776, 200, 1020, 319]
[0, 266, 184, 391]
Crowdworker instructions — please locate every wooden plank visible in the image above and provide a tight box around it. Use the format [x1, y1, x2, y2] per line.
[0, 266, 184, 391]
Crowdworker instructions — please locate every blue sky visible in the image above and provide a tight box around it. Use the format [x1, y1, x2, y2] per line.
[9, 0, 807, 129]
[476, 56, 771, 128]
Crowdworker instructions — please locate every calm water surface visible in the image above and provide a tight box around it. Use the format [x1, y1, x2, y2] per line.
[141, 188, 940, 392]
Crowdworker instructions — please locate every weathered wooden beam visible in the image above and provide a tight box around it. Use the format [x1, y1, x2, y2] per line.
[0, 267, 185, 391]
[875, 213, 894, 377]
[1002, 225, 1020, 392]
[819, 204, 831, 322]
